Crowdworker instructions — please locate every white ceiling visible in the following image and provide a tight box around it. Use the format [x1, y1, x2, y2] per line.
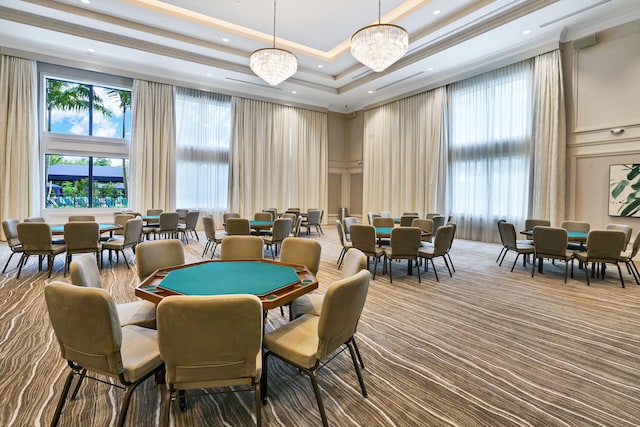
[1, 0, 640, 112]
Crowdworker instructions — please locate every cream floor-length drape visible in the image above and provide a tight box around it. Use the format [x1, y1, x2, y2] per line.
[0, 55, 39, 240]
[130, 80, 176, 213]
[231, 97, 327, 217]
[530, 50, 566, 226]
[362, 88, 447, 218]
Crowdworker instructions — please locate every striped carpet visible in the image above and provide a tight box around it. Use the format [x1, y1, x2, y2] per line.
[1, 228, 639, 426]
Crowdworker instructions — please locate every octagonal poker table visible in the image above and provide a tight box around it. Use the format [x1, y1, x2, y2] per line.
[135, 259, 318, 310]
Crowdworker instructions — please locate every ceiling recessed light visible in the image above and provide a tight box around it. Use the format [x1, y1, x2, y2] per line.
[368, 90, 373, 94]
[292, 91, 297, 94]
[427, 67, 434, 71]
[87, 48, 95, 53]
[433, 10, 440, 15]
[81, 0, 90, 4]
[522, 29, 531, 35]
[317, 65, 323, 68]
[206, 73, 212, 76]
[222, 38, 229, 42]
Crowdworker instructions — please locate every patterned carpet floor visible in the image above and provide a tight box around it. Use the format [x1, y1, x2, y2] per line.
[0, 227, 639, 426]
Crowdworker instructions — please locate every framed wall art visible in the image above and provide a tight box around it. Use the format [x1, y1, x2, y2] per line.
[609, 164, 640, 217]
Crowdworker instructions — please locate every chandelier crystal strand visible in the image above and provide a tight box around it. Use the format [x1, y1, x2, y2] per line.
[350, 0, 408, 72]
[249, 0, 297, 86]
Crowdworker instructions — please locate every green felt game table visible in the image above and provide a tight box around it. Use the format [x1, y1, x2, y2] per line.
[135, 259, 318, 310]
[50, 223, 122, 235]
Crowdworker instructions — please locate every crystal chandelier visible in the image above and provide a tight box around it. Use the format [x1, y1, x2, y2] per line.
[351, 0, 409, 72]
[250, 0, 297, 86]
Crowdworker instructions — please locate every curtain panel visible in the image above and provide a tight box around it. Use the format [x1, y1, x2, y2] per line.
[0, 55, 39, 240]
[130, 79, 176, 213]
[362, 87, 448, 219]
[230, 97, 328, 218]
[530, 50, 566, 227]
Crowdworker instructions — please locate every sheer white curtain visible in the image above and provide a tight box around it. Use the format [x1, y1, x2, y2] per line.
[0, 55, 39, 239]
[531, 50, 566, 226]
[175, 88, 232, 224]
[363, 88, 447, 217]
[231, 97, 327, 217]
[130, 80, 176, 213]
[447, 60, 534, 242]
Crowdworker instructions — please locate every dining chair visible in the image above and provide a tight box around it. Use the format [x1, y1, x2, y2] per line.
[379, 211, 392, 218]
[153, 212, 180, 240]
[524, 218, 551, 241]
[619, 231, 640, 285]
[157, 294, 263, 427]
[201, 216, 225, 258]
[68, 215, 96, 222]
[605, 223, 633, 248]
[531, 226, 575, 283]
[292, 215, 303, 237]
[101, 217, 143, 269]
[262, 269, 370, 427]
[349, 224, 384, 279]
[254, 212, 272, 222]
[178, 210, 200, 242]
[69, 254, 157, 328]
[403, 212, 419, 217]
[263, 218, 292, 259]
[135, 239, 185, 281]
[497, 221, 534, 272]
[431, 215, 447, 235]
[63, 221, 101, 276]
[220, 235, 264, 260]
[496, 219, 508, 262]
[263, 208, 278, 221]
[175, 208, 189, 224]
[223, 212, 241, 231]
[418, 225, 455, 281]
[367, 212, 380, 225]
[560, 220, 590, 250]
[145, 208, 163, 227]
[44, 281, 163, 427]
[399, 215, 418, 227]
[343, 216, 359, 241]
[372, 217, 394, 228]
[302, 209, 322, 236]
[2, 219, 23, 273]
[425, 213, 441, 219]
[16, 222, 66, 279]
[225, 218, 250, 236]
[574, 230, 626, 287]
[383, 226, 421, 283]
[113, 213, 135, 236]
[335, 220, 353, 268]
[24, 216, 45, 222]
[412, 218, 434, 245]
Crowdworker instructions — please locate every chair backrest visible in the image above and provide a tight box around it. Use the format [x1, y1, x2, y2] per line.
[340, 249, 367, 278]
[185, 211, 200, 228]
[17, 222, 53, 252]
[263, 208, 278, 221]
[281, 213, 297, 224]
[425, 213, 441, 219]
[372, 217, 394, 228]
[271, 218, 292, 242]
[2, 218, 21, 248]
[175, 209, 189, 222]
[560, 220, 590, 233]
[64, 221, 100, 251]
[389, 227, 421, 257]
[367, 212, 380, 225]
[411, 218, 433, 235]
[336, 220, 348, 248]
[627, 231, 640, 258]
[349, 224, 377, 254]
[157, 294, 262, 386]
[496, 219, 507, 244]
[280, 237, 321, 275]
[202, 216, 216, 240]
[431, 215, 446, 233]
[220, 235, 264, 260]
[526, 218, 551, 230]
[497, 221, 517, 249]
[226, 218, 250, 235]
[605, 223, 632, 247]
[254, 212, 272, 222]
[44, 281, 123, 377]
[285, 208, 300, 214]
[317, 270, 371, 359]
[532, 226, 568, 258]
[399, 216, 417, 227]
[292, 215, 303, 236]
[123, 217, 143, 246]
[147, 208, 163, 216]
[446, 222, 457, 250]
[379, 211, 392, 218]
[403, 212, 419, 217]
[159, 212, 179, 231]
[70, 254, 102, 288]
[586, 230, 626, 261]
[306, 209, 321, 225]
[68, 215, 96, 222]
[343, 217, 358, 235]
[24, 217, 45, 222]
[113, 214, 135, 235]
[433, 225, 455, 256]
[136, 239, 185, 280]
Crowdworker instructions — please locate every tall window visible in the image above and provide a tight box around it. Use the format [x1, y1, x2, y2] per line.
[447, 60, 533, 240]
[42, 70, 132, 209]
[175, 88, 232, 212]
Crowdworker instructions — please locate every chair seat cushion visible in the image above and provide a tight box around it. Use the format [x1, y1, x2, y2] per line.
[117, 300, 157, 329]
[264, 314, 319, 369]
[120, 325, 162, 383]
[290, 293, 323, 319]
[514, 244, 534, 253]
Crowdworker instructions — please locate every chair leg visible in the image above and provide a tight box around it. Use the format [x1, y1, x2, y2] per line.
[510, 254, 520, 272]
[388, 257, 393, 283]
[254, 381, 262, 427]
[416, 259, 421, 283]
[163, 385, 172, 427]
[584, 261, 591, 286]
[261, 352, 270, 404]
[617, 263, 625, 288]
[531, 256, 537, 278]
[443, 256, 453, 277]
[51, 370, 75, 426]
[47, 254, 57, 278]
[430, 259, 439, 281]
[2, 251, 17, 273]
[121, 250, 131, 269]
[347, 338, 367, 397]
[372, 257, 378, 280]
[446, 253, 455, 273]
[70, 369, 87, 399]
[116, 375, 150, 427]
[496, 246, 507, 263]
[498, 248, 509, 266]
[15, 253, 28, 279]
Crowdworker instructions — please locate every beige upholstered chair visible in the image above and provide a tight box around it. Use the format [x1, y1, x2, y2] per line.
[403, 212, 419, 216]
[152, 212, 180, 240]
[560, 220, 590, 250]
[263, 218, 292, 259]
[145, 208, 163, 226]
[157, 294, 263, 427]
[262, 270, 371, 427]
[70, 254, 156, 328]
[431, 215, 447, 235]
[399, 215, 418, 227]
[372, 216, 394, 228]
[290, 248, 367, 320]
[102, 217, 143, 269]
[497, 221, 534, 272]
[68, 215, 96, 222]
[525, 219, 551, 241]
[220, 235, 264, 260]
[531, 226, 574, 283]
[605, 223, 633, 248]
[343, 216, 358, 241]
[335, 220, 353, 268]
[411, 218, 434, 245]
[379, 210, 392, 218]
[226, 218, 251, 235]
[23, 216, 45, 222]
[135, 239, 185, 281]
[223, 212, 241, 231]
[349, 224, 384, 279]
[175, 208, 189, 225]
[291, 215, 303, 237]
[178, 210, 200, 242]
[2, 219, 23, 273]
[425, 213, 441, 219]
[113, 213, 135, 236]
[254, 212, 272, 222]
[280, 237, 321, 275]
[496, 219, 508, 262]
[302, 209, 323, 236]
[620, 231, 640, 285]
[383, 227, 421, 283]
[44, 281, 163, 427]
[418, 225, 455, 281]
[63, 221, 101, 276]
[201, 216, 224, 258]
[263, 208, 278, 221]
[16, 222, 66, 279]
[574, 230, 627, 287]
[366, 212, 380, 225]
